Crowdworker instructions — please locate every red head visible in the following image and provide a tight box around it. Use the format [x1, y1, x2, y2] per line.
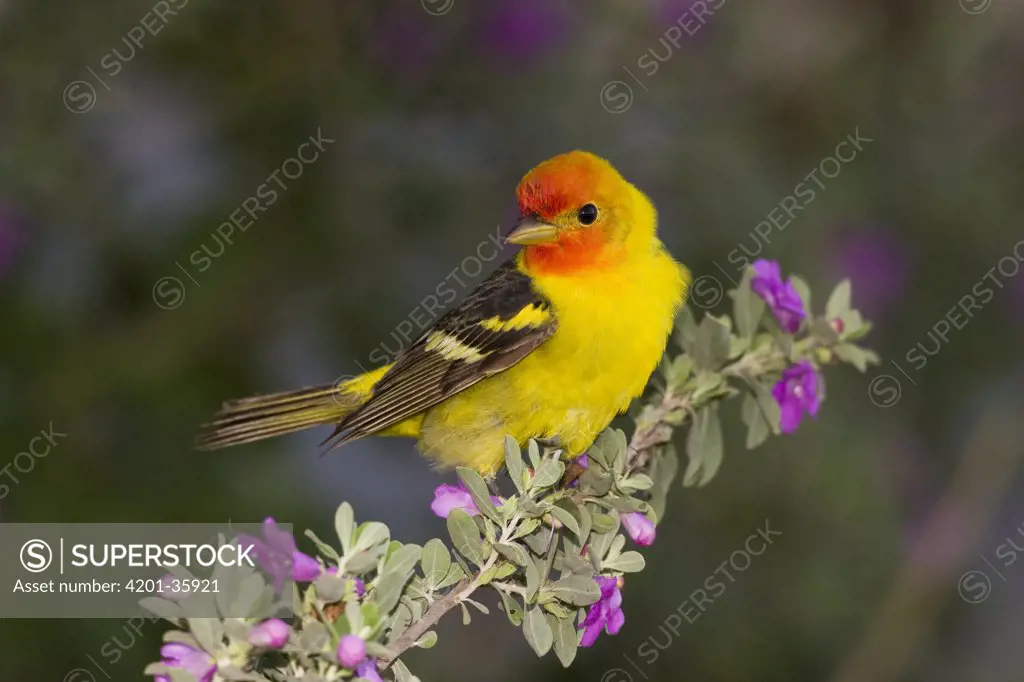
[508, 151, 655, 275]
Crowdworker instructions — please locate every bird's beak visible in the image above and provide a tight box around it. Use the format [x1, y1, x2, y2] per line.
[504, 218, 560, 246]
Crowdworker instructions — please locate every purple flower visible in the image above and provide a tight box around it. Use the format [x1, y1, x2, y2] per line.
[621, 512, 656, 546]
[237, 517, 320, 592]
[355, 659, 384, 682]
[750, 259, 806, 333]
[580, 576, 625, 647]
[429, 484, 501, 519]
[152, 643, 216, 682]
[477, 0, 570, 63]
[248, 618, 290, 649]
[337, 634, 366, 668]
[772, 361, 822, 434]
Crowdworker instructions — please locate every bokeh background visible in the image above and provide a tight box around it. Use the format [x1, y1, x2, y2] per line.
[3, 0, 1024, 680]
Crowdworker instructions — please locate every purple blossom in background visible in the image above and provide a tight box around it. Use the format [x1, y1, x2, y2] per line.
[248, 618, 290, 649]
[152, 643, 216, 682]
[430, 484, 501, 519]
[751, 259, 806, 333]
[580, 576, 625, 647]
[478, 0, 569, 63]
[237, 517, 320, 592]
[356, 659, 384, 682]
[828, 228, 909, 318]
[337, 634, 366, 668]
[621, 512, 656, 546]
[772, 361, 822, 434]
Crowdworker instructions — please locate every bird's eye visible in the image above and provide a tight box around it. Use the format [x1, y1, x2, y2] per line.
[578, 203, 599, 225]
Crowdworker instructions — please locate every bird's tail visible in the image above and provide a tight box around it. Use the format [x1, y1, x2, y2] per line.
[195, 367, 390, 450]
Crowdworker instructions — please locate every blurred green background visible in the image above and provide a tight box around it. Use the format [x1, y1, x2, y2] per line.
[3, 0, 1024, 680]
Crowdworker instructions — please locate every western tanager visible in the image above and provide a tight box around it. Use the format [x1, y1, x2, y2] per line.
[197, 151, 691, 476]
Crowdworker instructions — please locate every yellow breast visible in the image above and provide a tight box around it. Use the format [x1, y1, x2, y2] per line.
[417, 242, 689, 474]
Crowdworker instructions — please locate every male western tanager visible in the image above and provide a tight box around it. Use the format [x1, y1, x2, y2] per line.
[197, 151, 691, 476]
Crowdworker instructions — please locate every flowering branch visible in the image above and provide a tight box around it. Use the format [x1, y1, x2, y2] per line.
[142, 261, 878, 682]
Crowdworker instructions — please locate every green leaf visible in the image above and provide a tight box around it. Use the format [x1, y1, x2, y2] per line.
[596, 495, 647, 513]
[611, 429, 629, 473]
[511, 517, 541, 540]
[495, 542, 530, 566]
[692, 372, 725, 401]
[456, 467, 500, 523]
[354, 522, 390, 552]
[590, 513, 619, 534]
[826, 279, 852, 319]
[733, 267, 766, 338]
[549, 506, 581, 538]
[384, 544, 421, 578]
[790, 275, 811, 318]
[604, 534, 626, 563]
[187, 618, 223, 654]
[435, 561, 465, 590]
[549, 575, 601, 606]
[532, 459, 564, 489]
[675, 305, 698, 356]
[525, 557, 543, 602]
[549, 613, 579, 668]
[335, 502, 355, 555]
[741, 394, 771, 449]
[413, 631, 438, 649]
[420, 539, 451, 587]
[810, 318, 841, 345]
[392, 660, 415, 682]
[684, 405, 724, 487]
[464, 597, 490, 614]
[527, 439, 542, 469]
[647, 444, 679, 522]
[313, 573, 348, 602]
[375, 571, 410, 616]
[834, 343, 873, 372]
[347, 548, 384, 574]
[693, 315, 731, 371]
[619, 474, 654, 491]
[554, 499, 589, 544]
[446, 509, 485, 566]
[304, 529, 341, 562]
[603, 551, 646, 573]
[541, 600, 573, 618]
[523, 606, 553, 656]
[497, 588, 524, 626]
[587, 430, 616, 469]
[504, 436, 526, 493]
[345, 598, 363, 633]
[664, 355, 693, 390]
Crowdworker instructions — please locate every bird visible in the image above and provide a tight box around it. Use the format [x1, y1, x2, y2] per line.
[196, 150, 691, 477]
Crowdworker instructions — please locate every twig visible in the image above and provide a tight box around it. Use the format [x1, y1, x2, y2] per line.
[379, 576, 473, 668]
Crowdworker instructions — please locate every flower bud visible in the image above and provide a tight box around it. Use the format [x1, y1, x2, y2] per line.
[621, 512, 656, 546]
[248, 618, 290, 649]
[337, 634, 366, 668]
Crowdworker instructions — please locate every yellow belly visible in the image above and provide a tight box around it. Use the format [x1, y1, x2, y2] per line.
[417, 246, 688, 475]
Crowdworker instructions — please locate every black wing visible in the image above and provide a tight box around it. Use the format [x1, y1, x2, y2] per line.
[324, 259, 556, 448]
